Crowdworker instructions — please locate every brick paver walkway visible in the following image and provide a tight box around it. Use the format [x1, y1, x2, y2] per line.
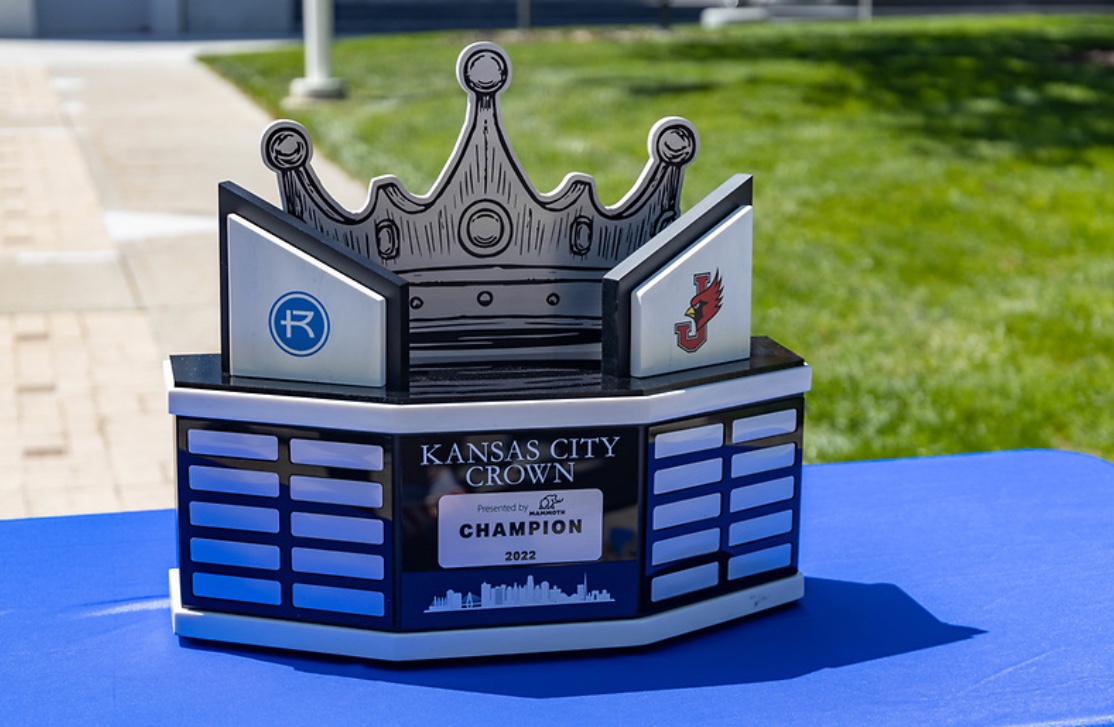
[0, 40, 364, 520]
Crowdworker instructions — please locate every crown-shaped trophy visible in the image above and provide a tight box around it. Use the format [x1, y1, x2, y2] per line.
[168, 41, 811, 662]
[260, 42, 698, 364]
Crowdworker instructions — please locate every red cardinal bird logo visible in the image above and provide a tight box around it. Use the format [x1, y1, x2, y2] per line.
[675, 270, 724, 353]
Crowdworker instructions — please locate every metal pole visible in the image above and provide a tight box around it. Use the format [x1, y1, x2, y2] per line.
[658, 0, 672, 30]
[289, 0, 346, 101]
[858, 0, 872, 22]
[517, 0, 532, 31]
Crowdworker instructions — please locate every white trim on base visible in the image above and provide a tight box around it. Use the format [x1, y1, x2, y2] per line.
[167, 364, 811, 434]
[169, 569, 804, 661]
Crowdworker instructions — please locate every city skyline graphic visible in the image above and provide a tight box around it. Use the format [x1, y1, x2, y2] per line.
[426, 573, 613, 613]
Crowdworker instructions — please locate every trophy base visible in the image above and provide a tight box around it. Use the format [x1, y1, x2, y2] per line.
[170, 568, 804, 661]
[167, 340, 810, 661]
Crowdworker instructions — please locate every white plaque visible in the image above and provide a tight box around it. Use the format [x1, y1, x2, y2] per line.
[437, 490, 604, 569]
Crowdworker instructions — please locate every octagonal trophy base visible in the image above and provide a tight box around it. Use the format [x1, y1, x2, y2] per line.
[168, 338, 809, 661]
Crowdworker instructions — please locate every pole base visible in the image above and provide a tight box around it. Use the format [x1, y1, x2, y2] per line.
[287, 76, 346, 102]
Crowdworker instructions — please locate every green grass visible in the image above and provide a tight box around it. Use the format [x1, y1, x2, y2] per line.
[201, 15, 1114, 463]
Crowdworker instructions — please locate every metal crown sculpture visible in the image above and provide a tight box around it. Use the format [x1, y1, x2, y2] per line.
[260, 42, 699, 362]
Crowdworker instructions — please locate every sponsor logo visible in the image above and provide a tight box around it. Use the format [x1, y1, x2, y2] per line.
[674, 270, 724, 353]
[269, 291, 329, 356]
[536, 494, 564, 512]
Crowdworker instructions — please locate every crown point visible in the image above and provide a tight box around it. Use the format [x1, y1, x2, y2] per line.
[262, 121, 313, 172]
[651, 118, 699, 167]
[458, 43, 511, 96]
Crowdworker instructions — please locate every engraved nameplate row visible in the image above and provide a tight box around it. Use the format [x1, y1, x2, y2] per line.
[177, 420, 394, 628]
[645, 403, 802, 606]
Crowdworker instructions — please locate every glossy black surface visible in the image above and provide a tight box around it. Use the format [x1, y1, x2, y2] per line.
[171, 335, 804, 404]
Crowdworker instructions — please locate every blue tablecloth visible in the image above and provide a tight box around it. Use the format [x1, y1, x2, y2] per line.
[3, 449, 1112, 726]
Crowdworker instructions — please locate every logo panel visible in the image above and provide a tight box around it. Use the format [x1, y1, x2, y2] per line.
[269, 291, 330, 357]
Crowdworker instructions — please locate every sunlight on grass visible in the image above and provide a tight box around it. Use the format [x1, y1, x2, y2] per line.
[201, 15, 1114, 463]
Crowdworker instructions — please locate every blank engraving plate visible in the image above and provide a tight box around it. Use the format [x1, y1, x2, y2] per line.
[437, 490, 604, 569]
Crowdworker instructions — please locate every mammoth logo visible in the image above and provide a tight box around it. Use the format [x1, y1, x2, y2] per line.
[675, 270, 724, 353]
[538, 494, 564, 510]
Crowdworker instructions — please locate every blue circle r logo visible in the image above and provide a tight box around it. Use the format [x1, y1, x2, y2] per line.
[269, 292, 330, 357]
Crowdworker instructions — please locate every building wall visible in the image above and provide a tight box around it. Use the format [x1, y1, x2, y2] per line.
[0, 0, 37, 36]
[36, 0, 149, 35]
[185, 0, 295, 33]
[0, 0, 295, 37]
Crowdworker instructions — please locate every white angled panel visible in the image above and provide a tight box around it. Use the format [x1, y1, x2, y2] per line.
[653, 423, 724, 459]
[290, 512, 384, 544]
[187, 429, 277, 461]
[289, 440, 383, 470]
[291, 548, 384, 580]
[728, 543, 793, 581]
[653, 458, 723, 495]
[226, 214, 388, 388]
[652, 493, 722, 531]
[189, 466, 279, 497]
[292, 584, 385, 616]
[732, 409, 797, 443]
[290, 475, 383, 508]
[651, 528, 721, 566]
[731, 444, 797, 479]
[650, 562, 719, 602]
[190, 539, 281, 570]
[192, 573, 282, 605]
[189, 502, 279, 533]
[727, 510, 793, 547]
[730, 476, 795, 512]
[630, 206, 752, 378]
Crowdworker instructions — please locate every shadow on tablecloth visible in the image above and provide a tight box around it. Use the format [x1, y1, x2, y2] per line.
[181, 576, 984, 697]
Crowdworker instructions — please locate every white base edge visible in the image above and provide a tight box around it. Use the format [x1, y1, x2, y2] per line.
[167, 362, 811, 434]
[170, 569, 804, 662]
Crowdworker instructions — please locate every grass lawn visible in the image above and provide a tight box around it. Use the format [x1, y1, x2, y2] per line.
[201, 14, 1114, 464]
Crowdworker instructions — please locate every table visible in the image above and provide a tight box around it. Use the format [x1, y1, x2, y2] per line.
[3, 449, 1112, 726]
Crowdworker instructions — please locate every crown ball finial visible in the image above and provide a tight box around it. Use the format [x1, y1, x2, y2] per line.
[651, 118, 699, 168]
[261, 121, 313, 173]
[458, 43, 511, 96]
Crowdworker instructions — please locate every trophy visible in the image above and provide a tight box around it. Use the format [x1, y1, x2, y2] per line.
[167, 42, 810, 660]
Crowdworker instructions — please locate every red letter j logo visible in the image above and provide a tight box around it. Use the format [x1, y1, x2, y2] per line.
[675, 270, 724, 353]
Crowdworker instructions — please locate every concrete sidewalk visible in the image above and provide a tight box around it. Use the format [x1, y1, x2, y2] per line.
[0, 39, 364, 520]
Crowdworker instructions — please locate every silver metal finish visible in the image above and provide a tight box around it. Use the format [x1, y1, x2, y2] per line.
[630, 205, 752, 378]
[263, 42, 698, 362]
[226, 214, 388, 387]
